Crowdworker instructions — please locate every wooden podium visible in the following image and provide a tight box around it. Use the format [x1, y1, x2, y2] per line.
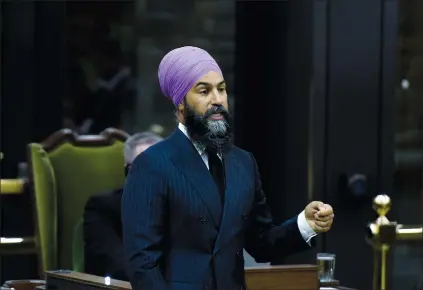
[245, 264, 318, 290]
[44, 265, 319, 290]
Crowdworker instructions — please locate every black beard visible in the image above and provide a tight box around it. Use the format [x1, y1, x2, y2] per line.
[183, 103, 233, 153]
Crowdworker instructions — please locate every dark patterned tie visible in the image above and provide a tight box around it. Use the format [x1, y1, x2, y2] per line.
[206, 146, 225, 204]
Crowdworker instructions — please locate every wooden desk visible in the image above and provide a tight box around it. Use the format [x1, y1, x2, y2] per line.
[45, 268, 357, 290]
[46, 271, 130, 290]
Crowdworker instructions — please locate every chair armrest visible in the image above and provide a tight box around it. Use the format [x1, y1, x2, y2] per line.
[0, 179, 25, 195]
[2, 280, 45, 290]
[0, 237, 36, 255]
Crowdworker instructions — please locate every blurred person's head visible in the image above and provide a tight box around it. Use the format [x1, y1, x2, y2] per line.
[158, 46, 232, 152]
[124, 132, 163, 175]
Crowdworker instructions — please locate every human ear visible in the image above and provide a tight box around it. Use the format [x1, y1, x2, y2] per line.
[177, 102, 184, 115]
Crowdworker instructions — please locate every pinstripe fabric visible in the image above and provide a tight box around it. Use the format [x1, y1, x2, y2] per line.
[122, 129, 311, 290]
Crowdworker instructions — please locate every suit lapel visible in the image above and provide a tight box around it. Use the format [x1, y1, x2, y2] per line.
[214, 149, 243, 254]
[169, 129, 223, 227]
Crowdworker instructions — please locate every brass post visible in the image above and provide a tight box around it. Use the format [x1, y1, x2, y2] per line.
[366, 194, 423, 290]
[367, 194, 394, 290]
[380, 245, 389, 290]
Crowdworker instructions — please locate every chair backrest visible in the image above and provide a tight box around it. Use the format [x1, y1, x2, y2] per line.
[72, 218, 84, 272]
[28, 128, 129, 273]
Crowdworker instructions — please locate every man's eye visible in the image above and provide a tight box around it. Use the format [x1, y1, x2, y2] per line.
[218, 87, 226, 92]
[199, 90, 208, 95]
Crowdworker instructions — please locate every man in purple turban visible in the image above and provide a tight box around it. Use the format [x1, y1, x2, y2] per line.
[158, 46, 231, 152]
[122, 46, 334, 290]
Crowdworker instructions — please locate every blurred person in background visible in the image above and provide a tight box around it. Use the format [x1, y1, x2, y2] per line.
[85, 39, 134, 133]
[83, 132, 163, 281]
[122, 46, 335, 290]
[75, 39, 134, 134]
[65, 20, 108, 133]
[66, 17, 135, 134]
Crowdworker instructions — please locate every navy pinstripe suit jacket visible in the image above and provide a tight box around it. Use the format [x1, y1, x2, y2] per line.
[122, 128, 310, 290]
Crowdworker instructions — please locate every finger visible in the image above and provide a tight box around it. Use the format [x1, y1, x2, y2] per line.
[310, 201, 325, 210]
[317, 205, 332, 214]
[313, 224, 330, 233]
[317, 204, 333, 216]
[315, 220, 332, 228]
[314, 213, 334, 222]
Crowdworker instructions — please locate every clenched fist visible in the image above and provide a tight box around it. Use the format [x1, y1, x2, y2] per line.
[305, 201, 334, 233]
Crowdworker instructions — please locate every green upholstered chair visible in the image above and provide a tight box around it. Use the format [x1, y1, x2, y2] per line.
[72, 218, 84, 273]
[28, 128, 129, 276]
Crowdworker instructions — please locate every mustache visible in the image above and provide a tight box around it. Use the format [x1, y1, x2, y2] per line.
[203, 105, 230, 119]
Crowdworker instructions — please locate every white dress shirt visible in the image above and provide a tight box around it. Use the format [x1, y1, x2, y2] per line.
[178, 123, 317, 244]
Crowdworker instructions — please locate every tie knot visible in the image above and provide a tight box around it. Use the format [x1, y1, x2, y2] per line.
[206, 146, 219, 157]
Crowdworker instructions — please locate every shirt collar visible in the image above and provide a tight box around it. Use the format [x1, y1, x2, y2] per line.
[178, 123, 206, 155]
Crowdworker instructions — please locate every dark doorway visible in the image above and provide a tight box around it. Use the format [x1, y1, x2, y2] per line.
[234, 1, 398, 289]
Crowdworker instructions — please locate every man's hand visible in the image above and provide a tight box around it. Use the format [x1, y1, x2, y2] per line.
[304, 201, 334, 233]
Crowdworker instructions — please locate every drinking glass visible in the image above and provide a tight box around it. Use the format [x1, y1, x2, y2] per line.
[317, 253, 336, 282]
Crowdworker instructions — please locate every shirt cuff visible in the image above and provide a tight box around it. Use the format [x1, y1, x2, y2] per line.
[297, 210, 318, 245]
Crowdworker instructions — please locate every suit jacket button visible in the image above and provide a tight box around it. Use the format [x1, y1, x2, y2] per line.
[243, 213, 248, 220]
[200, 216, 206, 223]
[236, 251, 242, 257]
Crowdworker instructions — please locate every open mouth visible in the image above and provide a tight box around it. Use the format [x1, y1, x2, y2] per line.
[209, 113, 224, 120]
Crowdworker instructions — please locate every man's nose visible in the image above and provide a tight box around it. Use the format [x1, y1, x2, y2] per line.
[211, 89, 224, 105]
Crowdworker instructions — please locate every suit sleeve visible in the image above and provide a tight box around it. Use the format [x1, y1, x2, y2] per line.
[121, 154, 168, 290]
[244, 153, 312, 263]
[83, 196, 127, 280]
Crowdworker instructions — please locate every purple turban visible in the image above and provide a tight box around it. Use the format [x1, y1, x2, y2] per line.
[158, 46, 223, 106]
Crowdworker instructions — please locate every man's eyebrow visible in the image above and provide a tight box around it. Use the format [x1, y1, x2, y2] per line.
[195, 81, 226, 88]
[195, 82, 210, 88]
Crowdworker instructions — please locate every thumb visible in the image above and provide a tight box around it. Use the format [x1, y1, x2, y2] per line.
[310, 201, 325, 211]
